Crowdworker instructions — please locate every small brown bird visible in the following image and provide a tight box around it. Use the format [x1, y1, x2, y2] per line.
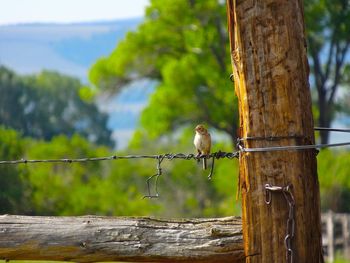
[194, 124, 211, 170]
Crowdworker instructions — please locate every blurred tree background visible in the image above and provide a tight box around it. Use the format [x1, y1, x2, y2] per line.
[305, 0, 350, 144]
[0, 67, 113, 147]
[0, 0, 350, 218]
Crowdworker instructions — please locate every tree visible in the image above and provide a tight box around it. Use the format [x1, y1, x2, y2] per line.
[89, 0, 350, 146]
[0, 127, 31, 214]
[90, 0, 238, 143]
[0, 66, 113, 147]
[305, 0, 350, 144]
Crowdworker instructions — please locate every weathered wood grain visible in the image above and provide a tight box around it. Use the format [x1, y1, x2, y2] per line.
[227, 0, 323, 262]
[0, 215, 244, 263]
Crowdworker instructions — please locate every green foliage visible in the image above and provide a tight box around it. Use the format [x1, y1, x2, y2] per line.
[0, 60, 239, 218]
[129, 128, 240, 217]
[0, 66, 113, 147]
[317, 149, 350, 213]
[332, 255, 350, 263]
[0, 125, 238, 217]
[24, 134, 158, 216]
[90, 0, 238, 141]
[79, 85, 97, 102]
[0, 127, 31, 214]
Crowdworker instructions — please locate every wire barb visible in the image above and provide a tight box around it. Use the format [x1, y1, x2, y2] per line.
[143, 155, 165, 199]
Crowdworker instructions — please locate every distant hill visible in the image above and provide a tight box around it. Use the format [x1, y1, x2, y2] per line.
[0, 18, 154, 149]
[0, 18, 141, 81]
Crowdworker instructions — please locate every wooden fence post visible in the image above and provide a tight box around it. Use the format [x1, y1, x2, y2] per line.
[342, 214, 350, 260]
[226, 0, 323, 262]
[326, 211, 334, 262]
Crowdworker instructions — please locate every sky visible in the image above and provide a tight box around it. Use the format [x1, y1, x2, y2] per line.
[0, 0, 149, 25]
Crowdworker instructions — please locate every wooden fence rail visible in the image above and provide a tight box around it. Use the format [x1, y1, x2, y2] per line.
[0, 212, 347, 262]
[322, 211, 350, 263]
[0, 215, 244, 263]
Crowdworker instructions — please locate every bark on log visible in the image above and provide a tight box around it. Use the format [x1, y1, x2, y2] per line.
[226, 0, 323, 262]
[0, 215, 244, 263]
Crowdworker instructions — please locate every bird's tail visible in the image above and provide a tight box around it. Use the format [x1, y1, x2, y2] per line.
[202, 158, 207, 170]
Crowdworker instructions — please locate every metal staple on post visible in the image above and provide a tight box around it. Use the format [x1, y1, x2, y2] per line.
[265, 183, 295, 263]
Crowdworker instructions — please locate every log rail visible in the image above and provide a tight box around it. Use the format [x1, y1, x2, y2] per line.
[0, 215, 244, 263]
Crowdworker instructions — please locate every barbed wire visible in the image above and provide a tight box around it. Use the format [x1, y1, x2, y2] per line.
[0, 126, 349, 198]
[1, 151, 239, 199]
[0, 151, 239, 165]
[0, 151, 239, 198]
[0, 127, 349, 165]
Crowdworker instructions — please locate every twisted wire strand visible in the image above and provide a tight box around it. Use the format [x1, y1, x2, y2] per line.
[0, 151, 239, 165]
[0, 127, 349, 164]
[314, 127, 350, 133]
[240, 141, 350, 153]
[238, 126, 350, 152]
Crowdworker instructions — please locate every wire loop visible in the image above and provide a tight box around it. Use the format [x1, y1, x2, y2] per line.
[229, 73, 234, 82]
[143, 155, 166, 199]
